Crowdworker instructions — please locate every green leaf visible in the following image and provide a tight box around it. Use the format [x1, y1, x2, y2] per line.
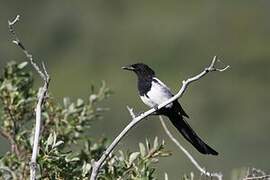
[47, 133, 54, 146]
[53, 141, 64, 148]
[46, 133, 54, 151]
[76, 98, 84, 107]
[63, 97, 71, 108]
[53, 131, 57, 146]
[82, 162, 91, 177]
[139, 143, 146, 157]
[17, 61, 28, 69]
[153, 136, 159, 150]
[66, 157, 80, 162]
[65, 154, 80, 162]
[89, 94, 97, 102]
[129, 152, 140, 164]
[145, 139, 150, 151]
[118, 150, 125, 161]
[151, 158, 159, 163]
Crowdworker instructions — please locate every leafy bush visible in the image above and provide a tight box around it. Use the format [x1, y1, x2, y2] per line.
[0, 61, 170, 179]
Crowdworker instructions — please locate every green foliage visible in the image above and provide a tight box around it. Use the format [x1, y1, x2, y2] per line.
[100, 137, 171, 180]
[0, 61, 170, 179]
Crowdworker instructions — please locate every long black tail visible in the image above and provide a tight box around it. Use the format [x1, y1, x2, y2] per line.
[166, 112, 218, 155]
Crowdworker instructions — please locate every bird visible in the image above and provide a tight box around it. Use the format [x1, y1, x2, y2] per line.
[122, 63, 218, 155]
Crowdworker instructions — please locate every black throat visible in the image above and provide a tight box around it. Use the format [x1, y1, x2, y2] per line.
[137, 75, 153, 96]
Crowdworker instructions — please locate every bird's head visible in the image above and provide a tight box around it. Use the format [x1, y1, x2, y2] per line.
[122, 63, 155, 78]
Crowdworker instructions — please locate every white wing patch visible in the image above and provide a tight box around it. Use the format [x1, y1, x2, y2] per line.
[153, 77, 171, 91]
[140, 78, 173, 108]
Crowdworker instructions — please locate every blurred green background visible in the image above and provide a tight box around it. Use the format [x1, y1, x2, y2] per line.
[0, 0, 269, 179]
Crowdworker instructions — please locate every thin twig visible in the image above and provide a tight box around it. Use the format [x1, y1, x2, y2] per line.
[159, 116, 222, 180]
[164, 173, 169, 180]
[8, 15, 50, 180]
[127, 106, 136, 119]
[89, 56, 229, 180]
[8, 15, 47, 82]
[243, 175, 270, 180]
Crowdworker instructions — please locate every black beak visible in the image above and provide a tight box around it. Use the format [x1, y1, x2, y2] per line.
[122, 65, 135, 71]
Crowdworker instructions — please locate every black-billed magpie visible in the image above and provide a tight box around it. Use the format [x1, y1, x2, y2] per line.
[122, 63, 218, 155]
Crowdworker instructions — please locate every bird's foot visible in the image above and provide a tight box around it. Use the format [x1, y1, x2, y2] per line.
[153, 104, 159, 111]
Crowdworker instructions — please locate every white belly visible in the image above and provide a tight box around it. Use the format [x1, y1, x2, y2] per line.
[140, 80, 173, 108]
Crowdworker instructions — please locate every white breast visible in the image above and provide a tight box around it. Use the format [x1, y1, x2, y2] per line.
[140, 78, 173, 108]
[140, 95, 156, 107]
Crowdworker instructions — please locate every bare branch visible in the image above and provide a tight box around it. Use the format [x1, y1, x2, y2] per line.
[164, 173, 169, 180]
[42, 62, 50, 81]
[243, 175, 270, 180]
[243, 168, 270, 180]
[207, 56, 230, 72]
[8, 14, 20, 26]
[8, 15, 50, 180]
[127, 106, 136, 119]
[159, 116, 222, 180]
[8, 15, 49, 82]
[89, 56, 229, 180]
